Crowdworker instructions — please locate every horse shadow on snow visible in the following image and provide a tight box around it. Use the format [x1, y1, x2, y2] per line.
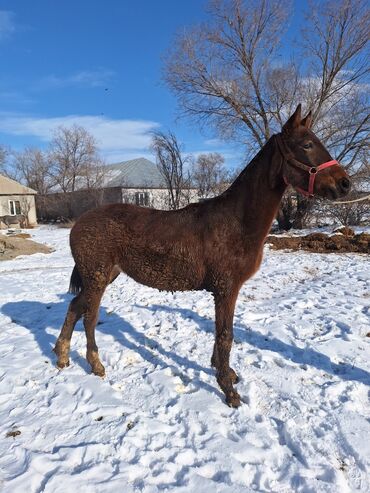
[139, 303, 370, 387]
[2, 295, 369, 391]
[1, 294, 224, 399]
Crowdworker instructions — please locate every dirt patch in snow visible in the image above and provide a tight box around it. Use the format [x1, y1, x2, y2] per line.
[266, 230, 370, 253]
[0, 234, 53, 260]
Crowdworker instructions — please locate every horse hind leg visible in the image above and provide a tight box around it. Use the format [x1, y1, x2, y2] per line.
[54, 292, 86, 368]
[54, 288, 106, 376]
[54, 264, 111, 373]
[83, 288, 107, 377]
[82, 264, 122, 376]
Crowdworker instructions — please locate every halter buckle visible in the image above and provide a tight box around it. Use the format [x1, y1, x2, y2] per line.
[309, 167, 317, 174]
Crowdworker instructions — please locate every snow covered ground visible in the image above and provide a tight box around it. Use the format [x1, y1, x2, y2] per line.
[0, 226, 369, 493]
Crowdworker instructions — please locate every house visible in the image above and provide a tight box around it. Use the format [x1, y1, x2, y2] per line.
[0, 174, 37, 228]
[37, 157, 198, 220]
[103, 157, 171, 208]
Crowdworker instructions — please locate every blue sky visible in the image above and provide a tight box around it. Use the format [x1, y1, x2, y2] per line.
[0, 0, 303, 168]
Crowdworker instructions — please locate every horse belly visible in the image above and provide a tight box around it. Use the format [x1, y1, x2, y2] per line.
[121, 250, 204, 292]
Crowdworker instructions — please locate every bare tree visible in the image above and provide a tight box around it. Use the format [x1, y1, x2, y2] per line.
[19, 196, 34, 227]
[301, 0, 370, 178]
[1, 128, 108, 222]
[0, 145, 15, 179]
[0, 145, 7, 171]
[192, 152, 229, 198]
[0, 146, 6, 164]
[164, 0, 370, 228]
[12, 148, 53, 194]
[329, 199, 370, 226]
[49, 125, 105, 193]
[151, 131, 192, 210]
[164, 0, 292, 150]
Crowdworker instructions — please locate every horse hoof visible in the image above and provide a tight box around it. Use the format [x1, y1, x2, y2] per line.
[92, 365, 105, 377]
[226, 391, 241, 408]
[56, 360, 70, 369]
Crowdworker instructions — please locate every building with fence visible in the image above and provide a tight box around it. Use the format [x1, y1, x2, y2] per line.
[37, 157, 198, 221]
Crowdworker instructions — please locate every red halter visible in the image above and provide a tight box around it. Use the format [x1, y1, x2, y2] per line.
[275, 134, 339, 198]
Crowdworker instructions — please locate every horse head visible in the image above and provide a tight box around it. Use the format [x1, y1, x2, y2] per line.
[271, 104, 351, 200]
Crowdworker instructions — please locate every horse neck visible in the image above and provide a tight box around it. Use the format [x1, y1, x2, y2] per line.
[222, 137, 286, 238]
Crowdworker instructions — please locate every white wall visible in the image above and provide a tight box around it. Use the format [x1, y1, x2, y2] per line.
[121, 188, 199, 210]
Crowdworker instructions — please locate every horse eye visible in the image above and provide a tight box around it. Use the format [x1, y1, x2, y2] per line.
[302, 142, 313, 150]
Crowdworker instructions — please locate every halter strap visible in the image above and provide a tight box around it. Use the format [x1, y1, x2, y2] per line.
[275, 134, 339, 198]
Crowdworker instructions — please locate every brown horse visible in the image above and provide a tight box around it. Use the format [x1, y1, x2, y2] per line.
[54, 105, 351, 407]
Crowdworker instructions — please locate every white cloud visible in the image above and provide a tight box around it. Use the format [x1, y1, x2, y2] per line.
[204, 138, 223, 147]
[0, 11, 15, 40]
[0, 113, 160, 162]
[38, 69, 115, 89]
[0, 113, 244, 166]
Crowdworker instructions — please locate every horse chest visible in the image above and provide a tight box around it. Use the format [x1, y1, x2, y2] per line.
[208, 239, 264, 286]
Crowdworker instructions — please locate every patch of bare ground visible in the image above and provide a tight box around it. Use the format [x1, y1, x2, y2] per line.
[266, 228, 370, 253]
[0, 234, 53, 261]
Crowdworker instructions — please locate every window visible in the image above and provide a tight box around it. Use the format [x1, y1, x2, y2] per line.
[9, 200, 21, 215]
[135, 192, 150, 207]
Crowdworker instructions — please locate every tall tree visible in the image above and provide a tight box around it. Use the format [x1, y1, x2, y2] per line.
[0, 145, 14, 179]
[191, 152, 229, 198]
[151, 131, 192, 210]
[49, 125, 104, 193]
[12, 148, 52, 194]
[165, 0, 292, 149]
[164, 0, 370, 228]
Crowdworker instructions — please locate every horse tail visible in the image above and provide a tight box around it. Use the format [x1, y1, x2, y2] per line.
[69, 265, 83, 294]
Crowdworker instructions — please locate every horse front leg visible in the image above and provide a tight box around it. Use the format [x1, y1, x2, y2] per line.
[213, 291, 240, 407]
[211, 345, 239, 384]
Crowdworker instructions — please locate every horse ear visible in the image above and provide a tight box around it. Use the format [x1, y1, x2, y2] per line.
[269, 139, 284, 189]
[283, 104, 302, 132]
[301, 110, 312, 129]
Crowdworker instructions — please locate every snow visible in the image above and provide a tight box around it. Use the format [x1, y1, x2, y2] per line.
[0, 226, 369, 492]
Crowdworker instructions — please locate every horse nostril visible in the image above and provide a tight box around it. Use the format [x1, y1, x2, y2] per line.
[340, 177, 351, 191]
